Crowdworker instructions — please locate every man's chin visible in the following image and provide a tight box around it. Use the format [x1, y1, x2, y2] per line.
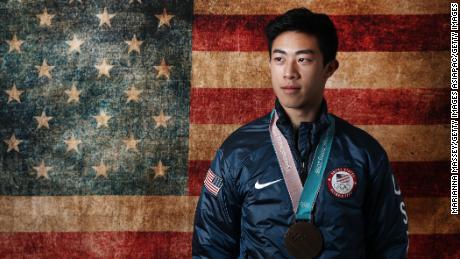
[277, 98, 307, 109]
[277, 93, 323, 109]
[279, 102, 307, 111]
[278, 98, 322, 113]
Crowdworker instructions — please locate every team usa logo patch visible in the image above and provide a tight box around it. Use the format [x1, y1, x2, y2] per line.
[327, 168, 358, 199]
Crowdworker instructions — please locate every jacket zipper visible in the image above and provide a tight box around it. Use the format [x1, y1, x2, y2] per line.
[300, 159, 310, 185]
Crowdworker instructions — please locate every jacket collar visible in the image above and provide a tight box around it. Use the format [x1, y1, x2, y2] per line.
[274, 98, 331, 160]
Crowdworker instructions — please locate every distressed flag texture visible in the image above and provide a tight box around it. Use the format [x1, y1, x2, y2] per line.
[0, 0, 457, 258]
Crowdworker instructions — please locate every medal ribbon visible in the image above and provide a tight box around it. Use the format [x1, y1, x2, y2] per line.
[269, 109, 335, 221]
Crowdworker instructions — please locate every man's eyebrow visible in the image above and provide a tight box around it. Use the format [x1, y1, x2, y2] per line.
[295, 49, 316, 55]
[272, 49, 316, 55]
[272, 49, 287, 55]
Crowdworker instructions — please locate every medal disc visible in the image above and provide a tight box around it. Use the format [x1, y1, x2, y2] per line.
[284, 221, 323, 259]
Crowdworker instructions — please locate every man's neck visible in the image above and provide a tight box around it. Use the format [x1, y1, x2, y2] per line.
[281, 100, 322, 130]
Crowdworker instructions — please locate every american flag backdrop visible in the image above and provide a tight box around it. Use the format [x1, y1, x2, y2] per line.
[0, 0, 457, 258]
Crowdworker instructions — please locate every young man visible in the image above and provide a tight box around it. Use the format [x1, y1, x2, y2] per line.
[192, 8, 408, 259]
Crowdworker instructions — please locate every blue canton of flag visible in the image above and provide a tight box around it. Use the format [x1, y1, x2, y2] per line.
[0, 0, 192, 196]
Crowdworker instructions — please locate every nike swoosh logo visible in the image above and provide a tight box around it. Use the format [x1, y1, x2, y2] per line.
[255, 179, 283, 189]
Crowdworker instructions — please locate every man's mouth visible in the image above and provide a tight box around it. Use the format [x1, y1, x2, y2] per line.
[281, 85, 300, 93]
[281, 85, 300, 89]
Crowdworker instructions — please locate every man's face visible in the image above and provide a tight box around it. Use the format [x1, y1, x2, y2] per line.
[269, 31, 336, 111]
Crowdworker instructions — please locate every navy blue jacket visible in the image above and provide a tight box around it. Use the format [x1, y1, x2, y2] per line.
[192, 99, 409, 258]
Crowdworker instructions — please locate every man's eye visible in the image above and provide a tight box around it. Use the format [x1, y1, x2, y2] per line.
[274, 57, 283, 62]
[299, 58, 312, 63]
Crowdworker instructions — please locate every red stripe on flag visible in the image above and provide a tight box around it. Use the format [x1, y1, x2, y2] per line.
[192, 14, 449, 51]
[188, 160, 210, 196]
[0, 232, 192, 258]
[393, 161, 449, 198]
[0, 232, 458, 258]
[408, 234, 460, 259]
[190, 88, 273, 125]
[189, 161, 449, 197]
[190, 88, 448, 125]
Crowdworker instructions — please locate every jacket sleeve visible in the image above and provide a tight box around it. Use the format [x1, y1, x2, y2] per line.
[192, 149, 242, 258]
[364, 151, 409, 259]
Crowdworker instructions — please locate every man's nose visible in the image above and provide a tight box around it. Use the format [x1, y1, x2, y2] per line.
[283, 60, 299, 80]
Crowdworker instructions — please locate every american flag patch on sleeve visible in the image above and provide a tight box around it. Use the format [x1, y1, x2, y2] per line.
[204, 169, 223, 196]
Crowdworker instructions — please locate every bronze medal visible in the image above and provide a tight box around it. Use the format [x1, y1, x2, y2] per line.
[284, 221, 323, 259]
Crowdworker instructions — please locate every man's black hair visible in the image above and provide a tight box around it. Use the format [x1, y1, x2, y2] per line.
[265, 8, 338, 66]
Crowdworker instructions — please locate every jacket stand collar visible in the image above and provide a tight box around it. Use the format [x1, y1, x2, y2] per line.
[274, 98, 331, 161]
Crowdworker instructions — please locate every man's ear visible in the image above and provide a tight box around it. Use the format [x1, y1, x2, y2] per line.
[324, 59, 339, 78]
